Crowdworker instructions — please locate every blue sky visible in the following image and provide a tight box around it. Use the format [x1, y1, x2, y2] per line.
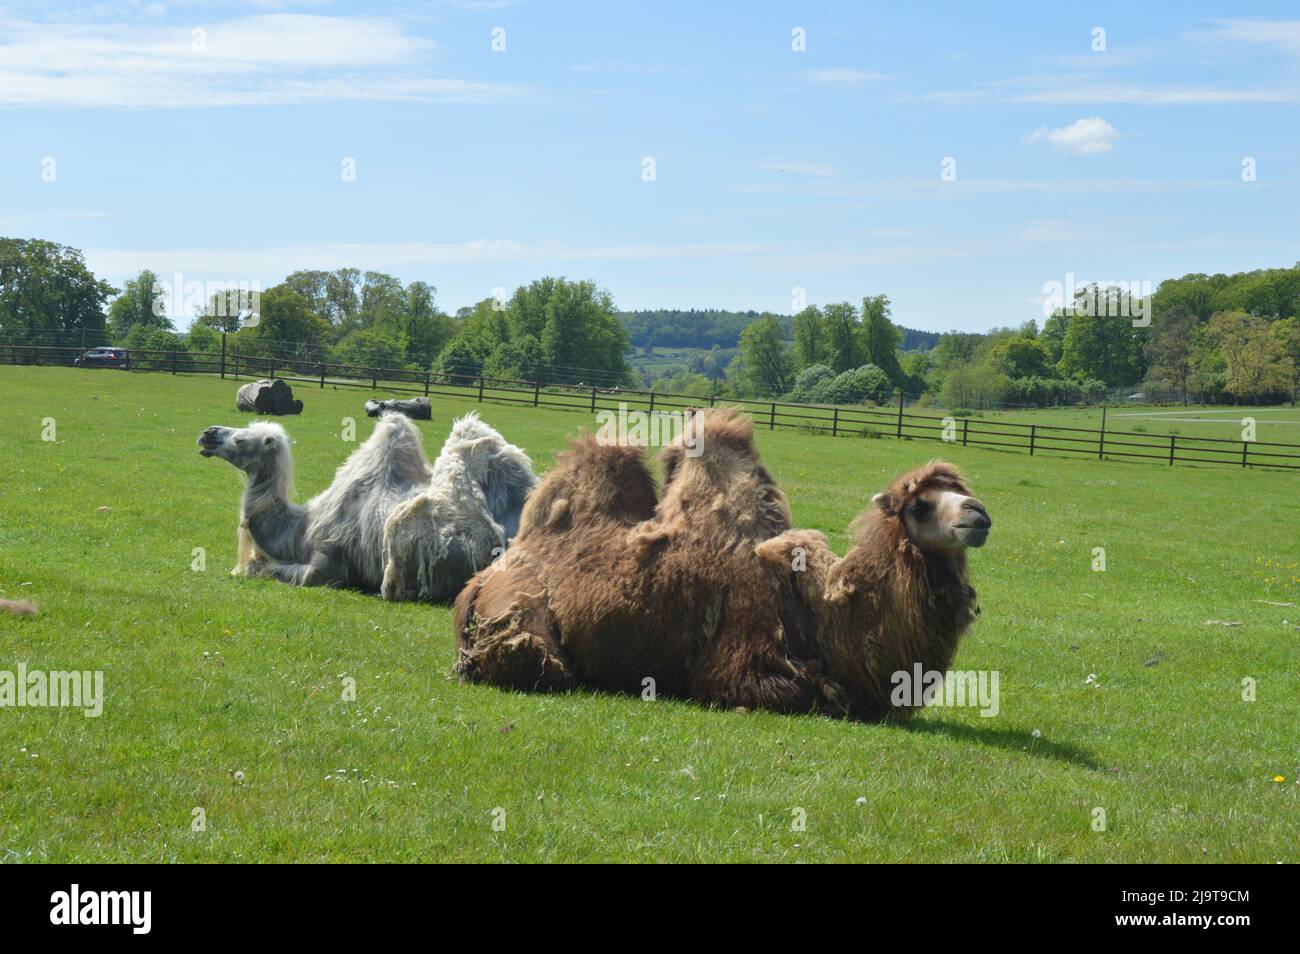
[2, 0, 1299, 331]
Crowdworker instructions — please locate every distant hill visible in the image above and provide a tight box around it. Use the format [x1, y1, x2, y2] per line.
[619, 309, 937, 352]
[899, 327, 940, 351]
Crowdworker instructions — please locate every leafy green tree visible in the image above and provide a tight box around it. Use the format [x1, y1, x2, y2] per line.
[1273, 317, 1300, 404]
[334, 326, 409, 369]
[436, 334, 494, 381]
[1058, 306, 1147, 386]
[185, 323, 220, 354]
[786, 363, 835, 402]
[985, 336, 1053, 379]
[107, 269, 170, 340]
[821, 364, 893, 405]
[255, 285, 330, 351]
[735, 315, 793, 395]
[792, 306, 826, 368]
[1145, 310, 1198, 404]
[1206, 310, 1289, 401]
[0, 238, 115, 342]
[823, 301, 862, 373]
[861, 294, 904, 385]
[484, 335, 542, 380]
[939, 364, 1011, 410]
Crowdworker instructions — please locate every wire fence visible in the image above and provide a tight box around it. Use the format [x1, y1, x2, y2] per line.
[4, 340, 1298, 472]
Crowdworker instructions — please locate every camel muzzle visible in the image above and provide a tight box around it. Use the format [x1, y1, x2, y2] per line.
[197, 427, 226, 458]
[953, 500, 991, 547]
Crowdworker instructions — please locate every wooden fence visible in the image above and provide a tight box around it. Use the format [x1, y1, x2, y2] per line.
[4, 341, 1298, 472]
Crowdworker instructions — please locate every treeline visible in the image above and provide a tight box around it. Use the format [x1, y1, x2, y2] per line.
[619, 306, 939, 353]
[4, 234, 1297, 408]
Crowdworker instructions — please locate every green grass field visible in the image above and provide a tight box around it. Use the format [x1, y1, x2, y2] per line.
[1, 366, 1297, 862]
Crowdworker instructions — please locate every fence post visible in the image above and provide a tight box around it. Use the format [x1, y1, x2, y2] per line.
[832, 407, 839, 437]
[648, 391, 655, 415]
[533, 378, 540, 407]
[1029, 424, 1036, 456]
[962, 418, 969, 446]
[590, 386, 597, 413]
[1098, 405, 1107, 460]
[770, 402, 776, 430]
[269, 358, 275, 379]
[896, 391, 904, 439]
[478, 375, 485, 403]
[423, 371, 430, 397]
[220, 334, 226, 379]
[372, 369, 377, 391]
[171, 350, 177, 375]
[1169, 434, 1175, 465]
[1242, 441, 1249, 468]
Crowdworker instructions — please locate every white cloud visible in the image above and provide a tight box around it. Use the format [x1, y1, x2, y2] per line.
[1211, 19, 1300, 57]
[1024, 117, 1120, 155]
[803, 68, 888, 86]
[0, 15, 535, 107]
[1014, 85, 1298, 105]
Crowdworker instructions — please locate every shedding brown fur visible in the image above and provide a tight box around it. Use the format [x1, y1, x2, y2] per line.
[454, 412, 991, 721]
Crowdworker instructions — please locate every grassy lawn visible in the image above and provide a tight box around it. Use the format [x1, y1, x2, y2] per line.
[1, 365, 1297, 862]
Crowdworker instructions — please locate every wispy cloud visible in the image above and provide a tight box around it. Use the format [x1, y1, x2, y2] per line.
[1024, 117, 1121, 155]
[0, 14, 536, 107]
[803, 68, 888, 86]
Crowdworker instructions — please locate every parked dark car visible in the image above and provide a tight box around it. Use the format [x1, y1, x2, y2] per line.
[74, 348, 130, 369]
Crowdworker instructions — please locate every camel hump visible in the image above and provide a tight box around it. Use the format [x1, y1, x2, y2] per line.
[518, 436, 658, 537]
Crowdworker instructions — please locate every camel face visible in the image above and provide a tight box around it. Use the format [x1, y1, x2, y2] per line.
[870, 461, 991, 555]
[197, 423, 287, 474]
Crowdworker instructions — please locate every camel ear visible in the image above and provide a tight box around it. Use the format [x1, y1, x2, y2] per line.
[263, 434, 276, 447]
[872, 491, 894, 513]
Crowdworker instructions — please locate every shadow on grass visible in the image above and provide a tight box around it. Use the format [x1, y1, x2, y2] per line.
[901, 718, 1103, 770]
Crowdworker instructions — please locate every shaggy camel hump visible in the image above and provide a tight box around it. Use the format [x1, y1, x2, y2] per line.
[456, 414, 992, 721]
[199, 411, 537, 601]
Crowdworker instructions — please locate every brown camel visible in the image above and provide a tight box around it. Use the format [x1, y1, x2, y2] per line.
[453, 410, 991, 720]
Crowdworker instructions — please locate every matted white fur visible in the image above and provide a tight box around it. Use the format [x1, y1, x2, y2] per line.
[199, 411, 537, 601]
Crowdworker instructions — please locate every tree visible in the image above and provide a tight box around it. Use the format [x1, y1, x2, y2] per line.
[823, 301, 862, 373]
[786, 363, 835, 402]
[1206, 310, 1289, 402]
[484, 335, 542, 380]
[1145, 310, 1198, 404]
[735, 315, 792, 396]
[985, 336, 1052, 380]
[186, 323, 220, 354]
[1058, 302, 1147, 387]
[821, 364, 893, 405]
[255, 285, 330, 351]
[334, 326, 409, 369]
[107, 269, 170, 340]
[861, 294, 904, 386]
[792, 306, 826, 368]
[1273, 317, 1300, 405]
[0, 238, 115, 343]
[939, 364, 1011, 410]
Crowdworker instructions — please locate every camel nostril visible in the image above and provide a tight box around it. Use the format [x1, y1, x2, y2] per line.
[964, 502, 991, 529]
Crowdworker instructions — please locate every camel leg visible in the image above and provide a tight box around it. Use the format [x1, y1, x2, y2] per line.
[246, 548, 348, 588]
[232, 521, 259, 576]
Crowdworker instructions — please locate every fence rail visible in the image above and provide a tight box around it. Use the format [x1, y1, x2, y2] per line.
[4, 342, 1297, 472]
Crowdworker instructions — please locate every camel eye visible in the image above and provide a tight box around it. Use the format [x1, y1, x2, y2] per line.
[909, 500, 932, 518]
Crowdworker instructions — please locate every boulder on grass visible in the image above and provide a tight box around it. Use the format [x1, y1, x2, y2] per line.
[364, 397, 431, 420]
[236, 379, 303, 415]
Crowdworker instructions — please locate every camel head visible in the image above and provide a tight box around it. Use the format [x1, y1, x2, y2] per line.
[197, 421, 291, 477]
[870, 461, 991, 554]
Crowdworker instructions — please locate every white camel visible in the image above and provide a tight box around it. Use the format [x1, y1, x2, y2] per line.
[197, 411, 536, 601]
